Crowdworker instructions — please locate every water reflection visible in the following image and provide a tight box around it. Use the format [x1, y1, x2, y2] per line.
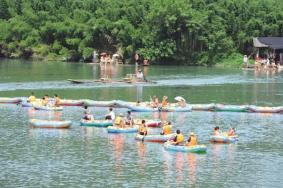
[108, 134, 125, 176]
[187, 154, 197, 186]
[136, 142, 146, 171]
[175, 153, 185, 184]
[136, 85, 143, 102]
[27, 109, 62, 121]
[29, 128, 69, 138]
[99, 63, 118, 79]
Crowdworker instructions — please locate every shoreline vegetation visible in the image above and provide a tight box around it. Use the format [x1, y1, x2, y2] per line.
[0, 0, 282, 66]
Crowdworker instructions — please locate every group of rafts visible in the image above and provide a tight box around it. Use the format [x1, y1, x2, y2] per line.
[1, 95, 282, 153]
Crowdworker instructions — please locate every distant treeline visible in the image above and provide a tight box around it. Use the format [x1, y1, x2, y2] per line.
[0, 0, 282, 64]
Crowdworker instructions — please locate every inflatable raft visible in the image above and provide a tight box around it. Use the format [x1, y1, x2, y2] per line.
[107, 126, 138, 133]
[191, 103, 215, 111]
[29, 119, 71, 129]
[248, 105, 283, 113]
[80, 119, 113, 127]
[210, 135, 238, 143]
[34, 105, 63, 111]
[214, 104, 249, 112]
[164, 142, 207, 153]
[133, 119, 162, 128]
[135, 133, 175, 142]
[21, 102, 34, 107]
[0, 97, 21, 104]
[59, 99, 83, 106]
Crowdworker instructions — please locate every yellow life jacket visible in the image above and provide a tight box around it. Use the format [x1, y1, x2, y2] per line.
[28, 96, 36, 102]
[176, 134, 184, 143]
[163, 125, 171, 135]
[139, 125, 147, 133]
[114, 116, 122, 125]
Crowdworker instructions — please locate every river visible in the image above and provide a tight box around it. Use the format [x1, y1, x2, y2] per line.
[0, 59, 282, 187]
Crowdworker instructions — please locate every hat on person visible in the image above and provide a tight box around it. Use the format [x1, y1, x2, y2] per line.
[119, 113, 124, 117]
[190, 132, 195, 136]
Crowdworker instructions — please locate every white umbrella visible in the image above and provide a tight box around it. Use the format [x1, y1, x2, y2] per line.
[174, 96, 186, 102]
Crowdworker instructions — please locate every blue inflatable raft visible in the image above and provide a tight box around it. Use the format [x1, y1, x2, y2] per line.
[164, 142, 207, 153]
[80, 120, 113, 127]
[107, 126, 138, 133]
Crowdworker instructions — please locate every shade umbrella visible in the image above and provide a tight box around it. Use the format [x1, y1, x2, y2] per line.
[174, 96, 186, 102]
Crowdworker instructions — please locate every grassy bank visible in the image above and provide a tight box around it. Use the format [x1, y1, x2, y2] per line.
[215, 53, 254, 68]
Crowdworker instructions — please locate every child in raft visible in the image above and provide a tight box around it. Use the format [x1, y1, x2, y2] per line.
[82, 106, 94, 121]
[125, 111, 134, 127]
[27, 92, 36, 103]
[186, 132, 197, 146]
[160, 122, 172, 135]
[161, 96, 168, 108]
[138, 120, 147, 135]
[114, 113, 126, 128]
[105, 108, 115, 121]
[227, 127, 236, 136]
[213, 126, 221, 136]
[54, 94, 61, 107]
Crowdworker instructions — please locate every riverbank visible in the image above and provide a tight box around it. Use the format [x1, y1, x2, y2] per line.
[0, 52, 251, 68]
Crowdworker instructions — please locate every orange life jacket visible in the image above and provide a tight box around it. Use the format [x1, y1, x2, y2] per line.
[188, 136, 197, 146]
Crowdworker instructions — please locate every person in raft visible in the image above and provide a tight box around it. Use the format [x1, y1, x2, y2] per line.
[161, 96, 168, 108]
[105, 108, 115, 120]
[138, 120, 147, 135]
[186, 132, 197, 146]
[227, 127, 236, 136]
[160, 122, 172, 135]
[114, 113, 125, 128]
[82, 106, 94, 121]
[213, 126, 221, 136]
[125, 111, 134, 127]
[54, 94, 61, 107]
[41, 95, 49, 106]
[27, 92, 36, 103]
[44, 94, 50, 106]
[171, 129, 185, 145]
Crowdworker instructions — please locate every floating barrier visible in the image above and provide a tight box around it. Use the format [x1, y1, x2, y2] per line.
[191, 103, 215, 111]
[80, 119, 113, 127]
[128, 105, 159, 112]
[161, 105, 192, 112]
[82, 99, 116, 107]
[29, 119, 71, 129]
[164, 142, 207, 153]
[214, 104, 249, 112]
[248, 105, 283, 113]
[59, 99, 84, 106]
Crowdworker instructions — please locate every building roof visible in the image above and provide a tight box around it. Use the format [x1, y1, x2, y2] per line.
[253, 37, 283, 49]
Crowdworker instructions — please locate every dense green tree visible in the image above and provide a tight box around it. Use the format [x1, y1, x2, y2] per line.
[0, 0, 282, 64]
[0, 0, 10, 19]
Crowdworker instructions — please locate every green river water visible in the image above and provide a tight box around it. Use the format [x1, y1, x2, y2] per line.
[0, 59, 282, 187]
